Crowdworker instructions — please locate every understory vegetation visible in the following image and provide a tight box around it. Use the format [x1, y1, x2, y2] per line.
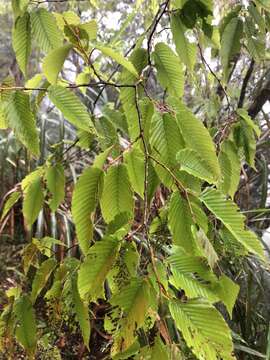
[0, 0, 270, 358]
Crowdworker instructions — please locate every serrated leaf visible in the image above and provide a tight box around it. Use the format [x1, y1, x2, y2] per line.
[168, 192, 196, 252]
[71, 275, 90, 349]
[72, 167, 104, 255]
[78, 237, 120, 300]
[1, 191, 21, 221]
[111, 278, 152, 354]
[12, 12, 31, 77]
[200, 188, 265, 260]
[95, 45, 139, 77]
[100, 164, 134, 223]
[22, 176, 44, 227]
[45, 164, 65, 212]
[176, 148, 217, 183]
[171, 13, 197, 71]
[170, 299, 235, 360]
[169, 98, 220, 181]
[220, 17, 243, 81]
[152, 42, 184, 97]
[244, 17, 265, 62]
[43, 44, 72, 84]
[120, 48, 147, 140]
[124, 147, 145, 198]
[14, 295, 37, 357]
[48, 85, 95, 133]
[31, 258, 57, 303]
[237, 108, 261, 136]
[31, 8, 63, 53]
[150, 111, 184, 186]
[4, 91, 40, 156]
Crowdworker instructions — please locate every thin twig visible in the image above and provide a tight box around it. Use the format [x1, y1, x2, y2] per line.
[147, 0, 170, 66]
[197, 42, 231, 110]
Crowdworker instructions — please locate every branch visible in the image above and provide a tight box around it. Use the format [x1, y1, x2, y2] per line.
[238, 59, 255, 108]
[147, 0, 170, 66]
[248, 69, 270, 118]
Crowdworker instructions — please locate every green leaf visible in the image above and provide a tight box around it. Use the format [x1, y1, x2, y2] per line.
[169, 98, 220, 181]
[12, 12, 31, 77]
[22, 177, 44, 227]
[14, 295, 37, 357]
[218, 140, 240, 197]
[31, 8, 63, 53]
[200, 188, 265, 260]
[45, 164, 65, 212]
[120, 48, 147, 140]
[244, 17, 265, 62]
[72, 167, 104, 255]
[168, 192, 196, 252]
[43, 44, 72, 84]
[170, 299, 234, 360]
[220, 17, 243, 81]
[176, 148, 217, 183]
[150, 111, 184, 186]
[171, 13, 197, 71]
[31, 258, 57, 303]
[71, 275, 90, 349]
[78, 237, 120, 300]
[12, 0, 29, 19]
[237, 108, 261, 136]
[110, 278, 153, 354]
[48, 85, 95, 133]
[1, 191, 21, 221]
[100, 164, 134, 223]
[79, 20, 97, 40]
[4, 91, 40, 156]
[124, 146, 145, 198]
[152, 42, 184, 97]
[95, 45, 139, 77]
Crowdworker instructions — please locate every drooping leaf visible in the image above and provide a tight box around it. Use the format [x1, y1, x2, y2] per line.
[71, 275, 90, 349]
[31, 258, 57, 303]
[31, 8, 63, 53]
[100, 164, 134, 223]
[200, 188, 265, 260]
[43, 44, 72, 84]
[120, 48, 148, 140]
[150, 111, 184, 186]
[72, 167, 104, 255]
[168, 192, 196, 252]
[4, 91, 40, 156]
[48, 85, 95, 133]
[12, 12, 31, 77]
[244, 17, 265, 62]
[78, 237, 120, 300]
[218, 140, 241, 198]
[1, 191, 21, 221]
[169, 98, 220, 181]
[152, 42, 184, 97]
[45, 163, 65, 212]
[171, 13, 197, 71]
[110, 278, 153, 354]
[169, 299, 234, 360]
[95, 45, 139, 77]
[14, 295, 37, 357]
[220, 16, 243, 80]
[22, 177, 44, 227]
[124, 146, 145, 198]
